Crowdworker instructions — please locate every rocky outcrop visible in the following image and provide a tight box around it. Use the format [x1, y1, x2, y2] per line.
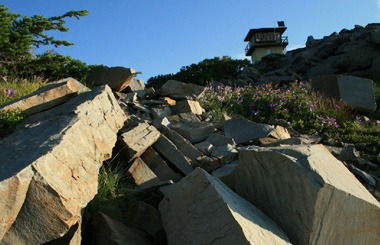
[235, 144, 380, 245]
[1, 29, 380, 243]
[245, 23, 380, 83]
[0, 85, 126, 244]
[159, 168, 291, 244]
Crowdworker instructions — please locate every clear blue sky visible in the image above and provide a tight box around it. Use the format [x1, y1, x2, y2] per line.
[2, 0, 379, 82]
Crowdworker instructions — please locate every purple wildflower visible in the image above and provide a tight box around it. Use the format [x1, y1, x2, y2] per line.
[3, 87, 17, 97]
[305, 101, 316, 112]
[280, 96, 287, 104]
[269, 103, 278, 110]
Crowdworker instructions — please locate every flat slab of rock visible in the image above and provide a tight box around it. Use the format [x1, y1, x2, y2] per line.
[311, 75, 377, 112]
[158, 80, 205, 100]
[0, 77, 90, 116]
[128, 158, 162, 189]
[158, 126, 203, 164]
[224, 118, 274, 144]
[235, 144, 380, 245]
[141, 147, 182, 182]
[152, 135, 193, 175]
[86, 65, 135, 92]
[171, 100, 204, 115]
[0, 85, 126, 244]
[120, 123, 161, 161]
[159, 168, 291, 244]
[171, 121, 217, 143]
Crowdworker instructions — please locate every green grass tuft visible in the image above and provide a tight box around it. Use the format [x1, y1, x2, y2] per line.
[86, 160, 140, 223]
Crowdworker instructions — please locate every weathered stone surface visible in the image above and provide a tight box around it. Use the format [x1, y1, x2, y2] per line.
[206, 133, 236, 147]
[150, 107, 171, 120]
[269, 125, 291, 140]
[141, 147, 182, 182]
[311, 75, 377, 112]
[211, 144, 238, 160]
[159, 168, 291, 244]
[91, 212, 152, 245]
[125, 78, 146, 99]
[158, 80, 205, 100]
[0, 77, 90, 116]
[171, 121, 218, 143]
[86, 65, 135, 92]
[126, 201, 164, 239]
[171, 100, 204, 115]
[152, 135, 193, 175]
[0, 85, 126, 244]
[128, 158, 162, 189]
[120, 123, 160, 161]
[167, 112, 201, 124]
[194, 141, 214, 155]
[158, 125, 203, 164]
[235, 144, 380, 245]
[212, 161, 238, 190]
[325, 145, 358, 162]
[224, 118, 274, 144]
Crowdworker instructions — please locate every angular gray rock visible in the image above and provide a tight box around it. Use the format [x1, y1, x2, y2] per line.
[126, 201, 164, 240]
[0, 85, 126, 244]
[158, 80, 205, 100]
[206, 133, 236, 147]
[0, 77, 90, 116]
[125, 78, 146, 99]
[171, 100, 204, 115]
[235, 144, 380, 245]
[158, 125, 203, 164]
[141, 147, 182, 182]
[128, 158, 162, 189]
[152, 135, 193, 175]
[224, 117, 274, 144]
[120, 122, 161, 161]
[159, 168, 291, 244]
[311, 75, 377, 112]
[171, 121, 218, 143]
[91, 212, 152, 245]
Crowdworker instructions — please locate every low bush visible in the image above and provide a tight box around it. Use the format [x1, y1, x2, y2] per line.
[199, 81, 379, 164]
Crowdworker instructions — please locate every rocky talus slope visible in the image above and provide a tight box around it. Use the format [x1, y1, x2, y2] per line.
[0, 67, 379, 244]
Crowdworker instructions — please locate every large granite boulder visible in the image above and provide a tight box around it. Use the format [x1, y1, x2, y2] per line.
[0, 85, 126, 244]
[235, 144, 380, 245]
[159, 168, 291, 244]
[157, 80, 205, 100]
[91, 212, 152, 245]
[311, 75, 377, 112]
[86, 65, 136, 92]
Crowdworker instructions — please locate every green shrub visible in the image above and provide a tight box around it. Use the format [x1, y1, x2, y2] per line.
[147, 56, 251, 89]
